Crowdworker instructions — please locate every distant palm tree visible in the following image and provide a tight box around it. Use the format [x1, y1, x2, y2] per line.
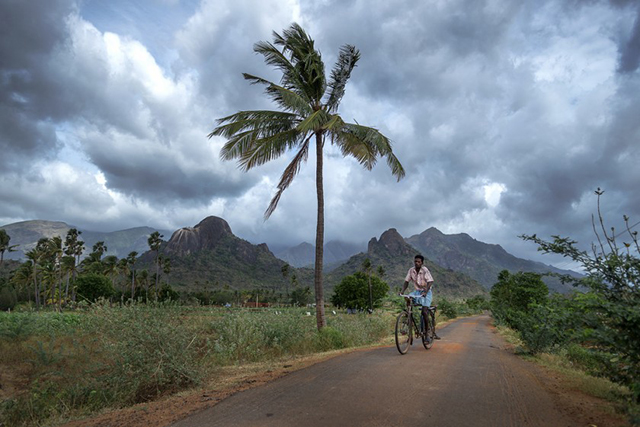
[210, 24, 405, 329]
[147, 232, 163, 301]
[0, 229, 18, 265]
[103, 255, 119, 292]
[46, 236, 63, 310]
[64, 229, 84, 301]
[362, 258, 373, 312]
[25, 238, 49, 309]
[127, 251, 138, 301]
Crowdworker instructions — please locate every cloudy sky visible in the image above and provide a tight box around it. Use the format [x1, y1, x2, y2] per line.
[1, 0, 639, 269]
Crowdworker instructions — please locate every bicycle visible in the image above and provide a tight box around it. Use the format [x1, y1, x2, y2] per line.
[395, 294, 437, 355]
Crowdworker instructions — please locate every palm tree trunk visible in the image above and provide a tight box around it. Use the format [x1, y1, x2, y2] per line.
[65, 273, 70, 305]
[314, 132, 327, 330]
[33, 262, 40, 310]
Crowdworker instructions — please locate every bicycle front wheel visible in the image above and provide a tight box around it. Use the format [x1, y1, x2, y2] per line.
[395, 311, 412, 354]
[422, 313, 434, 350]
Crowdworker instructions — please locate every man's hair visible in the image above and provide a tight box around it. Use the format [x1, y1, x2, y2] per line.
[414, 254, 424, 262]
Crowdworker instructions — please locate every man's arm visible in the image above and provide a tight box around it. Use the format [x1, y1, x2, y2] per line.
[401, 281, 409, 294]
[424, 281, 433, 295]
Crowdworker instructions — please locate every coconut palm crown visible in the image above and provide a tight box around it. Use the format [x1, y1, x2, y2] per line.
[209, 23, 405, 329]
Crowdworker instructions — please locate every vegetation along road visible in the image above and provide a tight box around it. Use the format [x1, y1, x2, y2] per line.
[171, 314, 624, 427]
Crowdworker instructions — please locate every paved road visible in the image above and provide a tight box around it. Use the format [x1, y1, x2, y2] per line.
[171, 315, 584, 427]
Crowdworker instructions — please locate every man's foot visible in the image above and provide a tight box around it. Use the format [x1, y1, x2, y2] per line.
[434, 334, 441, 340]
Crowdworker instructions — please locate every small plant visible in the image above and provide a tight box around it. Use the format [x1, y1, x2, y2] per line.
[438, 298, 458, 319]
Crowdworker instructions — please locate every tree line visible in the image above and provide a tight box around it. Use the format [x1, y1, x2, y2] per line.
[0, 229, 169, 310]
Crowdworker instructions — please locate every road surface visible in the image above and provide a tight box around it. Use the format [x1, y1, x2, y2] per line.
[170, 314, 621, 427]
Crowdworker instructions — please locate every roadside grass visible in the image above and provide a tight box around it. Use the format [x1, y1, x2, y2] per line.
[0, 303, 393, 427]
[494, 321, 639, 424]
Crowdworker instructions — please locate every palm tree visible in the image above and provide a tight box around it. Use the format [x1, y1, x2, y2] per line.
[147, 232, 163, 301]
[362, 258, 373, 313]
[137, 269, 150, 302]
[25, 238, 49, 310]
[126, 251, 138, 301]
[64, 229, 84, 302]
[281, 263, 290, 300]
[0, 229, 18, 265]
[103, 255, 119, 291]
[46, 236, 63, 310]
[210, 24, 405, 329]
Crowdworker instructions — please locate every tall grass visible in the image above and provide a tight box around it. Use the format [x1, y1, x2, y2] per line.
[0, 304, 391, 426]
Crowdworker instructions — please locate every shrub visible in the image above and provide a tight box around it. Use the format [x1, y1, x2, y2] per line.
[437, 298, 458, 319]
[75, 274, 115, 302]
[331, 271, 389, 310]
[0, 286, 17, 311]
[290, 286, 312, 306]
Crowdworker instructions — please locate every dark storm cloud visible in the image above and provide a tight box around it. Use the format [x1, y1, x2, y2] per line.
[1, 0, 258, 212]
[175, 0, 293, 114]
[618, 6, 640, 73]
[86, 138, 252, 203]
[0, 0, 75, 171]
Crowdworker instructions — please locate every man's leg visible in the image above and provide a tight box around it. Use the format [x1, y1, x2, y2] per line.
[431, 309, 440, 339]
[421, 307, 431, 339]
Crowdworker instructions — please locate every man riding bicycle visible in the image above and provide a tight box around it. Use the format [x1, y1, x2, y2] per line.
[401, 254, 440, 339]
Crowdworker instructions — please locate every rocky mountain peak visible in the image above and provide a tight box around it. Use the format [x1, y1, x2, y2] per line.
[368, 228, 414, 256]
[165, 216, 232, 256]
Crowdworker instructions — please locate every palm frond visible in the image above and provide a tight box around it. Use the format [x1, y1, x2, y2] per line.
[335, 122, 406, 181]
[326, 44, 360, 112]
[296, 109, 332, 133]
[210, 110, 299, 164]
[242, 74, 313, 115]
[210, 110, 298, 138]
[276, 23, 326, 103]
[252, 42, 309, 98]
[238, 129, 303, 171]
[265, 136, 312, 219]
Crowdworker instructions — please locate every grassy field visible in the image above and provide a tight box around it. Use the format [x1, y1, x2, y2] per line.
[0, 295, 483, 427]
[0, 302, 401, 426]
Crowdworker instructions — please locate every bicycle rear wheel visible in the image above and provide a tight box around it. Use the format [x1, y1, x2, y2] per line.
[395, 311, 412, 354]
[422, 312, 434, 350]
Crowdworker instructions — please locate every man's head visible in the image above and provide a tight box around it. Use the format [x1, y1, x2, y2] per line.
[414, 254, 424, 269]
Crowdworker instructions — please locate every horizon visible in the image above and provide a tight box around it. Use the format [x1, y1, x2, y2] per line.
[1, 217, 583, 273]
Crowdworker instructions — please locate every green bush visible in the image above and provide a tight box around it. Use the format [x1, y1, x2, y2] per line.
[438, 298, 458, 319]
[490, 270, 548, 327]
[331, 271, 389, 310]
[316, 326, 345, 351]
[75, 274, 115, 302]
[465, 295, 490, 312]
[290, 286, 312, 306]
[0, 286, 17, 311]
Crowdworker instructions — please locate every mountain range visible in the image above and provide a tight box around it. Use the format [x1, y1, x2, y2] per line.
[274, 241, 365, 269]
[0, 220, 171, 260]
[325, 228, 487, 299]
[1, 218, 579, 295]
